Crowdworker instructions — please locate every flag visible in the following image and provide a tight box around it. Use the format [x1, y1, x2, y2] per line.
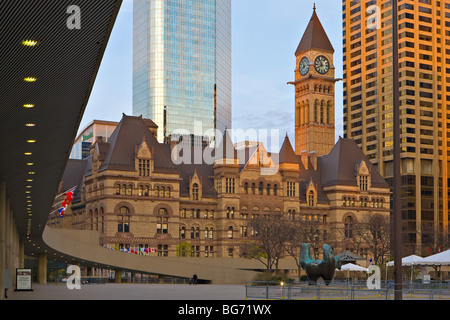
[58, 207, 65, 217]
[61, 189, 75, 210]
[369, 258, 373, 265]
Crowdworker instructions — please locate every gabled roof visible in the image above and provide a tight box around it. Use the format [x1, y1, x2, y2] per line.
[177, 146, 217, 198]
[319, 137, 389, 188]
[98, 114, 178, 174]
[278, 135, 299, 164]
[295, 6, 334, 56]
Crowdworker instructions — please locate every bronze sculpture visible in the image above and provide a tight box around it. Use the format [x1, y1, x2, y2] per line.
[300, 243, 341, 285]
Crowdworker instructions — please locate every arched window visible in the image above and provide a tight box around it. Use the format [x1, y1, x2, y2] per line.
[180, 226, 186, 239]
[127, 185, 133, 196]
[100, 207, 104, 233]
[345, 216, 353, 238]
[251, 183, 256, 195]
[244, 182, 248, 194]
[192, 183, 199, 200]
[155, 186, 159, 197]
[121, 184, 126, 195]
[165, 187, 171, 198]
[227, 226, 234, 239]
[116, 184, 121, 195]
[308, 190, 315, 206]
[144, 185, 149, 196]
[195, 227, 200, 239]
[320, 100, 325, 123]
[94, 208, 98, 231]
[138, 185, 143, 197]
[209, 228, 213, 239]
[205, 227, 209, 239]
[273, 184, 278, 196]
[89, 210, 93, 230]
[118, 207, 130, 233]
[258, 182, 263, 195]
[314, 100, 318, 123]
[266, 184, 271, 195]
[161, 187, 165, 197]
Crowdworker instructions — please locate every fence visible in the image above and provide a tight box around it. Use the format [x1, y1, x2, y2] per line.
[245, 280, 450, 300]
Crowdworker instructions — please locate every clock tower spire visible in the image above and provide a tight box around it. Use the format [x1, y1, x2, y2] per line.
[289, 6, 336, 157]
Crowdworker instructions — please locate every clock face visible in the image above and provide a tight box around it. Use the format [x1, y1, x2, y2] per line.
[299, 57, 309, 76]
[314, 55, 330, 74]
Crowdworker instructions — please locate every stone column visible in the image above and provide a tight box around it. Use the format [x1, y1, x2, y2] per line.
[114, 270, 122, 283]
[38, 253, 47, 284]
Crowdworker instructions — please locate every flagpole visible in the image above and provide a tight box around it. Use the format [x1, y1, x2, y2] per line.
[392, 0, 403, 300]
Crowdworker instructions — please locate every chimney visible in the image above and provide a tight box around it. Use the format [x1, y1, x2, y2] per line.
[301, 150, 309, 170]
[310, 151, 317, 170]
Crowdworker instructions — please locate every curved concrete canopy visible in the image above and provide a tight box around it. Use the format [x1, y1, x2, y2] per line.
[42, 227, 297, 283]
[0, 0, 123, 260]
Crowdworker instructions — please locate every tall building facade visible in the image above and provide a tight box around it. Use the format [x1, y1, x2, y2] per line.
[342, 0, 449, 255]
[133, 0, 232, 144]
[70, 120, 118, 159]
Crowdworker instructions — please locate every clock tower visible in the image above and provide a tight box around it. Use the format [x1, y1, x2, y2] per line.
[289, 5, 336, 157]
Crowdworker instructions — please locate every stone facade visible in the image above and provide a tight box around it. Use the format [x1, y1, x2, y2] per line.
[52, 113, 390, 261]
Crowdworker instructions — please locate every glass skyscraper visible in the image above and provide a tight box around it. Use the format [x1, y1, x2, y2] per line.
[133, 0, 232, 144]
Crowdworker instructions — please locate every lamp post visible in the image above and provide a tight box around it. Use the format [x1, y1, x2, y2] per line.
[392, 0, 402, 300]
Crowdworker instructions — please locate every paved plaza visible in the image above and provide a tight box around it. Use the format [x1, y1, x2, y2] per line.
[8, 283, 247, 300]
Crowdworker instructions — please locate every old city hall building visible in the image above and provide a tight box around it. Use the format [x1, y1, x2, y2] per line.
[49, 8, 391, 261]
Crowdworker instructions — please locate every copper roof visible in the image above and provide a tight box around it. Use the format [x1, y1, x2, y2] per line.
[295, 7, 334, 55]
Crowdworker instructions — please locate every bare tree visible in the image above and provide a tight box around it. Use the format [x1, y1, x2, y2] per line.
[420, 223, 449, 255]
[245, 215, 290, 272]
[359, 213, 391, 265]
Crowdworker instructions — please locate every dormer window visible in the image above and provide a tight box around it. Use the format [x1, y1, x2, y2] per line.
[192, 183, 199, 200]
[139, 159, 150, 177]
[308, 190, 315, 206]
[356, 161, 370, 191]
[359, 175, 368, 191]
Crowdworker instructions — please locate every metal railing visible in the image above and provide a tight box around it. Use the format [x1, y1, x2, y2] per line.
[245, 280, 450, 300]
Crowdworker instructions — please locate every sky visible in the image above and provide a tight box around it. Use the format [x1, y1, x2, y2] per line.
[80, 0, 343, 151]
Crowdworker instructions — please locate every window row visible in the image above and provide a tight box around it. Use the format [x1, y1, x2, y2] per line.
[342, 196, 384, 208]
[180, 226, 214, 239]
[243, 182, 279, 196]
[115, 184, 172, 198]
[180, 209, 215, 219]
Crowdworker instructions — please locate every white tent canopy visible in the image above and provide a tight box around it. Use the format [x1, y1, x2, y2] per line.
[336, 263, 368, 272]
[386, 255, 424, 267]
[416, 249, 450, 266]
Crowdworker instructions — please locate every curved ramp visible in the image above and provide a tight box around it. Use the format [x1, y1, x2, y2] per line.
[42, 227, 296, 284]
